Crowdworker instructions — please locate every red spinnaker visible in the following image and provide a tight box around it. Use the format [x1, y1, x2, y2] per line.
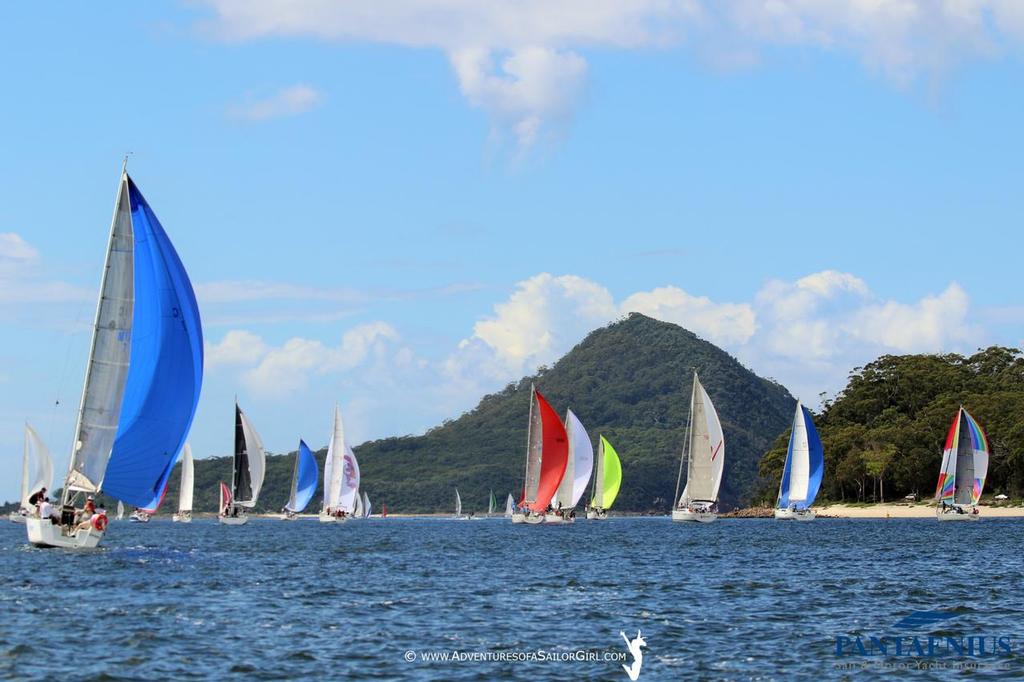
[530, 390, 569, 513]
[219, 482, 232, 514]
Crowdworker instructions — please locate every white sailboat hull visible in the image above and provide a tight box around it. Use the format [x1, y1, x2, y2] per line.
[218, 514, 248, 525]
[26, 517, 104, 549]
[511, 512, 545, 524]
[510, 512, 526, 524]
[544, 511, 575, 524]
[8, 511, 27, 524]
[672, 508, 717, 523]
[586, 508, 608, 520]
[318, 511, 349, 523]
[774, 508, 816, 521]
[172, 512, 192, 523]
[936, 506, 980, 521]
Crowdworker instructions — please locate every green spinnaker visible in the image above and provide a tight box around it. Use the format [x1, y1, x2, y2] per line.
[593, 436, 622, 509]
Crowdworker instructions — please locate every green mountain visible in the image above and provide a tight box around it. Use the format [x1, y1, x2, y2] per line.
[757, 347, 1024, 503]
[5, 314, 796, 514]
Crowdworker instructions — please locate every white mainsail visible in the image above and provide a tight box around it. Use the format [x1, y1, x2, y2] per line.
[783, 402, 810, 503]
[353, 489, 364, 518]
[20, 424, 53, 509]
[236, 409, 267, 508]
[362, 492, 372, 518]
[505, 493, 515, 517]
[65, 181, 135, 495]
[116, 500, 125, 520]
[555, 409, 594, 509]
[522, 387, 543, 507]
[679, 374, 725, 505]
[178, 443, 194, 513]
[322, 405, 352, 512]
[455, 488, 463, 517]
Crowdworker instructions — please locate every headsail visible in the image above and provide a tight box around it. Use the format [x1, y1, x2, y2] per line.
[178, 443, 194, 514]
[525, 389, 569, 513]
[233, 405, 266, 508]
[936, 407, 989, 505]
[338, 444, 361, 513]
[21, 424, 53, 509]
[561, 409, 594, 508]
[488, 490, 497, 515]
[679, 374, 725, 505]
[219, 481, 232, 515]
[362, 492, 372, 518]
[353, 488, 364, 518]
[777, 402, 825, 509]
[591, 436, 622, 510]
[285, 440, 319, 513]
[322, 405, 349, 512]
[116, 500, 125, 520]
[504, 493, 514, 517]
[455, 488, 462, 517]
[101, 176, 203, 508]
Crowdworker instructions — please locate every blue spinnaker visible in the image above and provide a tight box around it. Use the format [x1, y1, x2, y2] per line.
[802, 405, 825, 508]
[102, 176, 203, 508]
[777, 404, 825, 510]
[287, 440, 319, 513]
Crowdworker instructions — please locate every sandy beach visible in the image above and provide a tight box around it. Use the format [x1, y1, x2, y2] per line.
[816, 503, 1024, 518]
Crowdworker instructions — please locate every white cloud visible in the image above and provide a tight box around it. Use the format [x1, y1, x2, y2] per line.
[0, 232, 91, 307]
[227, 84, 323, 121]
[198, 1, 1024, 148]
[206, 330, 269, 367]
[620, 286, 756, 345]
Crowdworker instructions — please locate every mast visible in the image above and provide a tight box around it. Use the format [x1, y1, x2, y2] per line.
[62, 169, 131, 508]
[674, 372, 697, 508]
[231, 401, 239, 506]
[521, 384, 536, 506]
[20, 424, 29, 508]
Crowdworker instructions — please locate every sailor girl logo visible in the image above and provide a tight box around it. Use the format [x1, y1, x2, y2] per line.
[620, 630, 646, 680]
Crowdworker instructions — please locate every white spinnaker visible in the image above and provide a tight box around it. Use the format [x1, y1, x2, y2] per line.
[363, 492, 372, 518]
[21, 425, 53, 508]
[116, 500, 125, 520]
[338, 443, 361, 513]
[455, 488, 462, 516]
[505, 493, 514, 516]
[683, 376, 725, 503]
[787, 402, 811, 503]
[66, 178, 134, 494]
[178, 443, 194, 513]
[324, 405, 346, 510]
[568, 410, 593, 507]
[553, 412, 576, 509]
[237, 410, 266, 508]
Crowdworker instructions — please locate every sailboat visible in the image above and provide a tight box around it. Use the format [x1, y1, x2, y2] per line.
[511, 386, 569, 525]
[219, 403, 267, 525]
[453, 488, 470, 520]
[25, 166, 203, 549]
[362, 492, 372, 519]
[672, 373, 725, 523]
[487, 490, 498, 517]
[936, 406, 988, 521]
[545, 409, 594, 524]
[774, 402, 825, 520]
[586, 436, 622, 520]
[173, 443, 195, 523]
[320, 405, 360, 522]
[9, 424, 53, 523]
[353, 489, 365, 519]
[504, 493, 515, 518]
[282, 440, 318, 520]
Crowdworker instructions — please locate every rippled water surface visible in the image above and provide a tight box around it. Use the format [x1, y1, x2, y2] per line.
[2, 517, 1022, 680]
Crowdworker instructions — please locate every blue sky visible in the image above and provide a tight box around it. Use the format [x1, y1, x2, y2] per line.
[1, 2, 1022, 502]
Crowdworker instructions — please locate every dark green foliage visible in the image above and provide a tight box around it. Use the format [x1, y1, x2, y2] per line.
[757, 347, 1024, 504]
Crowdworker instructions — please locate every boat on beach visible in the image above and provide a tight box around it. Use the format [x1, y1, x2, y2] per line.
[512, 386, 568, 524]
[25, 166, 203, 548]
[8, 424, 52, 524]
[319, 405, 360, 523]
[672, 373, 725, 523]
[545, 409, 593, 523]
[173, 444, 194, 523]
[219, 404, 267, 525]
[774, 402, 824, 521]
[586, 436, 622, 520]
[282, 440, 318, 520]
[935, 406, 988, 522]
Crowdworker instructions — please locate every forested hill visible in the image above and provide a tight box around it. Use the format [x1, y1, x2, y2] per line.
[5, 314, 796, 514]
[758, 347, 1024, 504]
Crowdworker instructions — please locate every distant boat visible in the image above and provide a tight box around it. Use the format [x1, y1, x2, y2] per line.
[116, 501, 125, 521]
[320, 405, 360, 523]
[136, 472, 171, 521]
[586, 436, 622, 520]
[512, 386, 568, 524]
[282, 440, 319, 520]
[504, 493, 515, 518]
[546, 409, 594, 524]
[173, 443, 195, 523]
[487, 490, 498, 517]
[774, 402, 825, 521]
[353, 488, 365, 519]
[453, 488, 470, 520]
[219, 403, 267, 525]
[672, 372, 725, 523]
[362, 492, 372, 519]
[381, 503, 388, 518]
[8, 424, 52, 524]
[129, 508, 151, 523]
[25, 166, 203, 548]
[936, 406, 988, 521]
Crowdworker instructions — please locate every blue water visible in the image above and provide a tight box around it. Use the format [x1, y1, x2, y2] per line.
[2, 518, 1023, 680]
